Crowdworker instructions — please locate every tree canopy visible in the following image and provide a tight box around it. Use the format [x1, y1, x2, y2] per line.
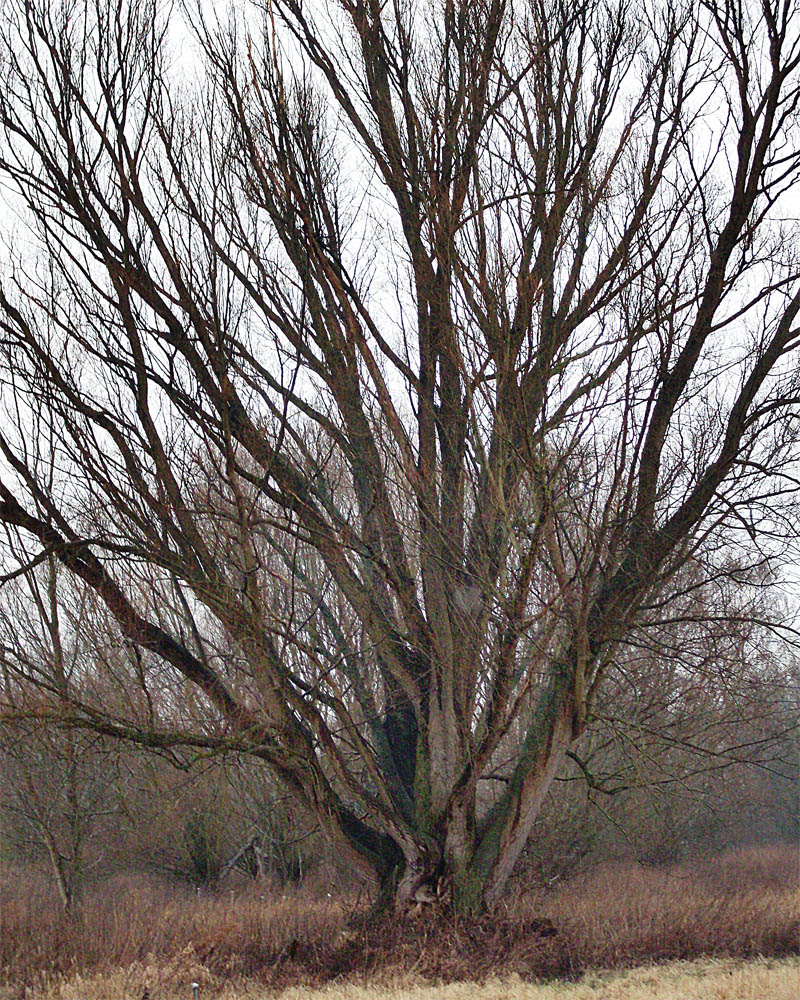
[0, 0, 798, 910]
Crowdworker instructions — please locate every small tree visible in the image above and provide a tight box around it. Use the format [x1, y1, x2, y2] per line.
[0, 0, 798, 911]
[0, 554, 119, 910]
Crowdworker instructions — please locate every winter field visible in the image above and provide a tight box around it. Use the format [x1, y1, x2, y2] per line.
[1, 846, 797, 1000]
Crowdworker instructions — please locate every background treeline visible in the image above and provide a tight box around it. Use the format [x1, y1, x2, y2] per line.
[1, 553, 797, 908]
[1, 579, 796, 908]
[2, 722, 794, 897]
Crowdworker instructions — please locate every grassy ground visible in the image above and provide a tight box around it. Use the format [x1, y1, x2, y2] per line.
[0, 845, 797, 997]
[13, 957, 800, 1000]
[279, 957, 800, 998]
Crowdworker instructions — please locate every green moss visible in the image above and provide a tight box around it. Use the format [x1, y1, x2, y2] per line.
[451, 865, 485, 916]
[414, 734, 433, 834]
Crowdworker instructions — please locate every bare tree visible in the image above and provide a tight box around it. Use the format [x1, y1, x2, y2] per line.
[0, 553, 119, 910]
[0, 0, 798, 911]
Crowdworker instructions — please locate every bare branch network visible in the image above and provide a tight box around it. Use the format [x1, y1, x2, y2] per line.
[0, 0, 797, 910]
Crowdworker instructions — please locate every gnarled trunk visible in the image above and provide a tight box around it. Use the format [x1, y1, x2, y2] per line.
[352, 670, 576, 915]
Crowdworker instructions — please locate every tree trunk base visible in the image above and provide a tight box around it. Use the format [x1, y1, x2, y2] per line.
[330, 900, 563, 984]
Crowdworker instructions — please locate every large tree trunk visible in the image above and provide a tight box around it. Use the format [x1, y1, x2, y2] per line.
[479, 710, 574, 909]
[360, 669, 576, 914]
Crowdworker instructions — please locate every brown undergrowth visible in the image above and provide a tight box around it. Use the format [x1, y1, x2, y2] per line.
[0, 844, 797, 995]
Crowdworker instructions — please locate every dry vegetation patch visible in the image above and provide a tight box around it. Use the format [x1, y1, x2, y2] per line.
[532, 843, 800, 969]
[0, 870, 348, 987]
[277, 957, 800, 999]
[12, 957, 800, 1000]
[0, 846, 797, 996]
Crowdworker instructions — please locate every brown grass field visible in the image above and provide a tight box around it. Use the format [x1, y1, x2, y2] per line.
[0, 844, 797, 1000]
[16, 956, 798, 1000]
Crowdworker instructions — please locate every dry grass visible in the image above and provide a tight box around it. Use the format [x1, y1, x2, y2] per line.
[531, 842, 800, 969]
[0, 844, 797, 995]
[284, 956, 800, 998]
[11, 957, 800, 1000]
[321, 843, 799, 982]
[0, 869, 349, 988]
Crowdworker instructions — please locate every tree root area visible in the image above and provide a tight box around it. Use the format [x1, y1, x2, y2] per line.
[257, 910, 568, 987]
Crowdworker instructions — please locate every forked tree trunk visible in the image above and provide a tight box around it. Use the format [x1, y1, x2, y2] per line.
[367, 671, 576, 914]
[480, 708, 574, 909]
[41, 826, 74, 912]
